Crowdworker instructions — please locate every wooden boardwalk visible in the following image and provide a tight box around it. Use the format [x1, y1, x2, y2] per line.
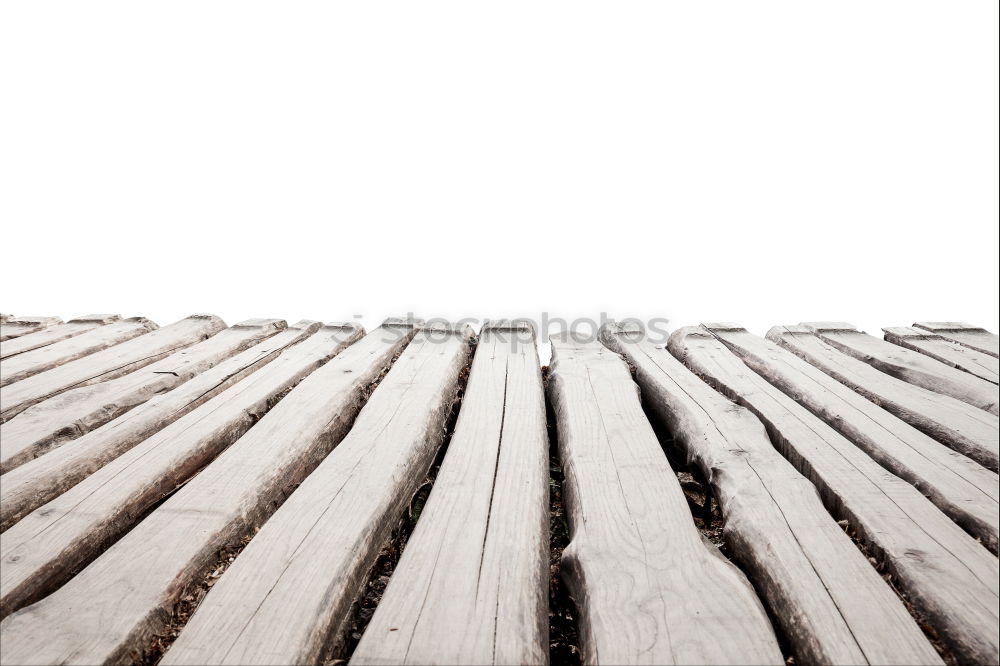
[0, 314, 997, 665]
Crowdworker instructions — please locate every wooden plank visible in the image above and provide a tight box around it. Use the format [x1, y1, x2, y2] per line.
[600, 322, 943, 666]
[539, 331, 783, 666]
[0, 317, 157, 387]
[704, 324, 1000, 554]
[0, 321, 363, 618]
[0, 320, 416, 665]
[0, 315, 120, 360]
[802, 322, 998, 415]
[914, 322, 1000, 358]
[671, 326, 1000, 665]
[0, 320, 309, 531]
[0, 316, 62, 342]
[769, 325, 999, 472]
[885, 326, 1000, 384]
[351, 321, 549, 666]
[0, 314, 226, 423]
[0, 318, 285, 475]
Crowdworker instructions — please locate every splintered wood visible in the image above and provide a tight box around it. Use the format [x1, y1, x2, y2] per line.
[0, 313, 997, 666]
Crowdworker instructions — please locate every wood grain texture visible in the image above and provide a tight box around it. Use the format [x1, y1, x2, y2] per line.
[914, 322, 1000, 358]
[0, 320, 312, 532]
[802, 322, 998, 415]
[671, 326, 999, 665]
[0, 320, 415, 666]
[547, 330, 783, 666]
[0, 317, 62, 342]
[351, 321, 548, 666]
[1, 317, 157, 387]
[0, 315, 120, 360]
[769, 325, 999, 472]
[0, 322, 362, 619]
[0, 314, 226, 423]
[704, 324, 999, 554]
[0, 318, 285, 476]
[163, 323, 473, 666]
[885, 326, 1000, 384]
[600, 322, 941, 666]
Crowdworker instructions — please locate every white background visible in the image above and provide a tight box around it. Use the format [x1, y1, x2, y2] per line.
[2, 2, 998, 353]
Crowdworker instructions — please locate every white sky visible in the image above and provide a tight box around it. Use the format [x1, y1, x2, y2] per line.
[2, 2, 998, 349]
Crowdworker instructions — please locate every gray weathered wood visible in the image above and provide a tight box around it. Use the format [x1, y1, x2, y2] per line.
[0, 314, 225, 423]
[802, 322, 998, 415]
[769, 325, 999, 472]
[0, 315, 120, 360]
[600, 322, 942, 666]
[0, 322, 363, 618]
[885, 326, 1000, 384]
[351, 321, 549, 666]
[0, 320, 416, 665]
[671, 326, 999, 665]
[914, 322, 1000, 358]
[0, 317, 62, 342]
[0, 320, 310, 532]
[704, 324, 999, 554]
[0, 318, 285, 476]
[0, 317, 157, 387]
[543, 331, 783, 666]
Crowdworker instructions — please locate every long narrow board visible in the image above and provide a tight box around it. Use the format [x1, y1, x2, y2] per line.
[802, 322, 998, 415]
[543, 331, 783, 665]
[0, 317, 157, 387]
[0, 320, 417, 665]
[0, 322, 363, 617]
[704, 324, 999, 554]
[0, 320, 313, 532]
[0, 318, 286, 475]
[600, 322, 941, 666]
[351, 321, 549, 666]
[885, 326, 1000, 384]
[0, 314, 226, 422]
[163, 323, 473, 666]
[0, 315, 120, 360]
[914, 322, 1000, 358]
[671, 326, 1000, 665]
[0, 317, 62, 342]
[769, 325, 999, 472]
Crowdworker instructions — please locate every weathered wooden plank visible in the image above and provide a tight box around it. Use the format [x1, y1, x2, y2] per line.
[351, 321, 549, 666]
[914, 322, 1000, 358]
[540, 331, 783, 666]
[803, 322, 998, 415]
[600, 322, 942, 666]
[885, 326, 1000, 384]
[704, 324, 999, 554]
[0, 318, 285, 476]
[0, 315, 120, 360]
[0, 320, 309, 531]
[0, 321, 363, 618]
[0, 317, 62, 342]
[0, 320, 416, 665]
[0, 317, 157, 387]
[671, 326, 1000, 665]
[769, 325, 999, 472]
[0, 314, 225, 423]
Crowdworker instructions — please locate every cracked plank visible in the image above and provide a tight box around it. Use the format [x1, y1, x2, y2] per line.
[0, 315, 120, 360]
[352, 321, 548, 666]
[913, 322, 999, 358]
[0, 320, 311, 531]
[0, 314, 226, 423]
[0, 319, 415, 666]
[0, 317, 62, 342]
[600, 322, 940, 666]
[671, 326, 999, 665]
[885, 326, 999, 384]
[704, 324, 999, 554]
[161, 322, 473, 666]
[547, 330, 784, 666]
[769, 325, 999, 472]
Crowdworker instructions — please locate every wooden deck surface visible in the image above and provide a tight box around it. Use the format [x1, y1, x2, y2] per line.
[0, 314, 997, 665]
